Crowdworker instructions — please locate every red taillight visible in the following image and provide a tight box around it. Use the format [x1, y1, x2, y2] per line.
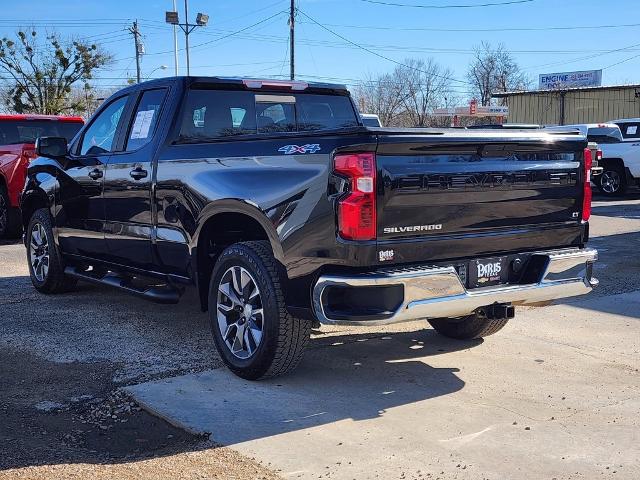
[334, 152, 376, 241]
[582, 148, 592, 222]
[596, 149, 603, 162]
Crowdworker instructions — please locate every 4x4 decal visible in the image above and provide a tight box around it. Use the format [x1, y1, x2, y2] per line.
[278, 144, 321, 155]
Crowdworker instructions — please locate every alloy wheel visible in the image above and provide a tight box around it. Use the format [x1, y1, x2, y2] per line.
[216, 266, 264, 359]
[601, 170, 621, 194]
[29, 223, 50, 282]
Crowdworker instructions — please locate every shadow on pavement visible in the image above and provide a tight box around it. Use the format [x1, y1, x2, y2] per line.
[126, 328, 477, 445]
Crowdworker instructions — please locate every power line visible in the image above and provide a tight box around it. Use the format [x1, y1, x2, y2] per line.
[524, 41, 640, 71]
[603, 53, 640, 70]
[197, 30, 640, 56]
[359, 0, 535, 8]
[297, 20, 640, 33]
[297, 9, 472, 86]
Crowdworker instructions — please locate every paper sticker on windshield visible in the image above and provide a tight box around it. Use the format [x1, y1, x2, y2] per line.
[278, 144, 321, 155]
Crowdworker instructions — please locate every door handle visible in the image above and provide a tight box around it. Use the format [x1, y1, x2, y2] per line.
[130, 166, 148, 180]
[88, 168, 103, 180]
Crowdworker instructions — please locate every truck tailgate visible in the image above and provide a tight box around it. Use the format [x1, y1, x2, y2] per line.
[375, 131, 589, 264]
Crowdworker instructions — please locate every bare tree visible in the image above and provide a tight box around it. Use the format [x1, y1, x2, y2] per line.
[0, 30, 112, 114]
[467, 42, 529, 105]
[355, 58, 455, 127]
[395, 58, 454, 127]
[354, 72, 407, 127]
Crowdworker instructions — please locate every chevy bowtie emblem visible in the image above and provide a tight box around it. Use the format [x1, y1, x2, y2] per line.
[278, 144, 321, 155]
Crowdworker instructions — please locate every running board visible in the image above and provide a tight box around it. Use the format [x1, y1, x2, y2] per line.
[64, 266, 182, 304]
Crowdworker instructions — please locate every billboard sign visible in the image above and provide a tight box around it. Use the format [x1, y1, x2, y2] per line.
[538, 70, 602, 90]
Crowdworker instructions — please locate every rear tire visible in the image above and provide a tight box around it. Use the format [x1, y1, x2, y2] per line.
[208, 240, 311, 380]
[598, 163, 627, 196]
[428, 314, 509, 340]
[0, 186, 20, 239]
[26, 208, 77, 294]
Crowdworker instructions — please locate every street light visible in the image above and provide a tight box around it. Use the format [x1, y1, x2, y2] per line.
[196, 13, 209, 26]
[147, 65, 168, 80]
[165, 0, 209, 76]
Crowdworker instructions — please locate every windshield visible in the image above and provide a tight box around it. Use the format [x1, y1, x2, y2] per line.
[0, 120, 83, 145]
[586, 127, 623, 144]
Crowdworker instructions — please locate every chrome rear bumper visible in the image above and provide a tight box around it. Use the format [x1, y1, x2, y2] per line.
[312, 248, 598, 326]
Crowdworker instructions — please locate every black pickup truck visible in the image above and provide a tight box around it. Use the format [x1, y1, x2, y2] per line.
[22, 76, 598, 379]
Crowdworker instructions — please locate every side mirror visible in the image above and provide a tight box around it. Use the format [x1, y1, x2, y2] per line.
[35, 136, 68, 159]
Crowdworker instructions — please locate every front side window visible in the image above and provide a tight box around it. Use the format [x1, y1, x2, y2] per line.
[80, 96, 128, 155]
[126, 89, 167, 151]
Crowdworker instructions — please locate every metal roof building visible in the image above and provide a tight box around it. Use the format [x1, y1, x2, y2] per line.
[492, 84, 640, 126]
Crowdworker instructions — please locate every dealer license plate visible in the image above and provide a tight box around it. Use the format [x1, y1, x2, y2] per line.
[469, 256, 509, 288]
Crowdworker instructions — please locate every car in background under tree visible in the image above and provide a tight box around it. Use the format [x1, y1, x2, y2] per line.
[0, 114, 84, 238]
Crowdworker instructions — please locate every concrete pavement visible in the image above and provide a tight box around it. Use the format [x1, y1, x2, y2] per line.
[127, 289, 640, 479]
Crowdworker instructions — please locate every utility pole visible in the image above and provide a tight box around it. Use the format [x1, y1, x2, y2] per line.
[172, 0, 179, 75]
[289, 0, 295, 80]
[129, 21, 143, 83]
[184, 0, 191, 76]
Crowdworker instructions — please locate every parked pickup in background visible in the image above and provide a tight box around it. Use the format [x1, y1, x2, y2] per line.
[0, 114, 83, 237]
[546, 123, 640, 196]
[611, 118, 640, 143]
[22, 76, 597, 379]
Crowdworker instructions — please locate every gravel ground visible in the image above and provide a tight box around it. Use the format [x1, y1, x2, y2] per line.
[1, 193, 639, 479]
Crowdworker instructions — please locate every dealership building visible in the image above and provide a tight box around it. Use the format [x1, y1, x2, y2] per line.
[491, 69, 640, 126]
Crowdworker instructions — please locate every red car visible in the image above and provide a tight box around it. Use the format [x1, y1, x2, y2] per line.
[0, 114, 84, 237]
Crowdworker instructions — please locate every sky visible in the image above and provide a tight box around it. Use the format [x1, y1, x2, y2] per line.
[2, 0, 640, 103]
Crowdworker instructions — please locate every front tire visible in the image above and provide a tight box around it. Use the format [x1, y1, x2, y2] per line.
[26, 208, 77, 294]
[428, 315, 509, 340]
[208, 241, 311, 380]
[598, 163, 627, 196]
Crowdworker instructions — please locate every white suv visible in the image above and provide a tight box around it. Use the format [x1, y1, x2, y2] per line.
[546, 123, 640, 196]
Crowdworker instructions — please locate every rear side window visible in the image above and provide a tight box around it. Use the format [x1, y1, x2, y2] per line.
[126, 88, 167, 151]
[0, 120, 82, 145]
[586, 127, 623, 144]
[617, 122, 640, 140]
[178, 88, 358, 142]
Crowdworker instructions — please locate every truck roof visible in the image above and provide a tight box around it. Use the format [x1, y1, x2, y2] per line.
[120, 76, 350, 95]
